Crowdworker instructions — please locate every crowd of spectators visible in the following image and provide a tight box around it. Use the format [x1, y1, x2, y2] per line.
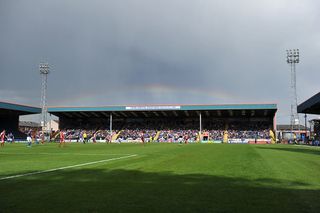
[206, 130, 224, 141]
[227, 122, 270, 139]
[58, 120, 271, 143]
[157, 129, 198, 143]
[94, 130, 114, 142]
[202, 122, 225, 141]
[117, 129, 157, 142]
[72, 129, 92, 141]
[15, 119, 272, 143]
[62, 129, 114, 142]
[113, 121, 156, 142]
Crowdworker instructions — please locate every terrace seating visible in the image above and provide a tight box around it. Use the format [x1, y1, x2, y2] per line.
[52, 120, 271, 143]
[117, 129, 157, 142]
[157, 129, 198, 143]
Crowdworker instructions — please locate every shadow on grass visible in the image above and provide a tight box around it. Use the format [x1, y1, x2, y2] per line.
[257, 146, 320, 156]
[0, 169, 319, 213]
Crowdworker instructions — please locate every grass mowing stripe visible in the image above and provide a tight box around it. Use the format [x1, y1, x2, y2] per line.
[1, 144, 319, 212]
[0, 154, 137, 181]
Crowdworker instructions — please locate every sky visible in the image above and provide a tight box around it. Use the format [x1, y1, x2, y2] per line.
[1, 0, 320, 124]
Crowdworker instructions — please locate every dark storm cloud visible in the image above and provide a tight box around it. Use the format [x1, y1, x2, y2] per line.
[1, 0, 320, 123]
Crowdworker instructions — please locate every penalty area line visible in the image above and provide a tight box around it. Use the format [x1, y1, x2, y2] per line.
[0, 154, 137, 181]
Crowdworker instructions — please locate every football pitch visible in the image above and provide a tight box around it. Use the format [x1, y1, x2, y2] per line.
[0, 143, 319, 213]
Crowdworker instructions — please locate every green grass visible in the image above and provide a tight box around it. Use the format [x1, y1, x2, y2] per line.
[0, 143, 319, 213]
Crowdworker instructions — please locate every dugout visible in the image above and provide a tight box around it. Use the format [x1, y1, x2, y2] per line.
[48, 104, 277, 136]
[0, 101, 41, 139]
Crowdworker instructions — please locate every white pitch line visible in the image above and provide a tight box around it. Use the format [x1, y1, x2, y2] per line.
[293, 145, 320, 149]
[0, 154, 137, 181]
[0, 152, 135, 156]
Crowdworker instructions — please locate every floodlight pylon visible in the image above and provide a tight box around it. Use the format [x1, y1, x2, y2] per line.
[39, 63, 49, 131]
[286, 49, 300, 136]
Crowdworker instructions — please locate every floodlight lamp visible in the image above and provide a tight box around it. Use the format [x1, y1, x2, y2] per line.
[39, 63, 50, 74]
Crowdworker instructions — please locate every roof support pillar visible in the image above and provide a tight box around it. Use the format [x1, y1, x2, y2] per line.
[305, 113, 307, 141]
[110, 112, 113, 139]
[199, 111, 202, 142]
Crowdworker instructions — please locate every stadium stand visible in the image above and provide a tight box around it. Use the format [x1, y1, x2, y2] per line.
[0, 101, 41, 140]
[298, 92, 320, 141]
[48, 104, 277, 144]
[297, 92, 320, 114]
[0, 102, 277, 143]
